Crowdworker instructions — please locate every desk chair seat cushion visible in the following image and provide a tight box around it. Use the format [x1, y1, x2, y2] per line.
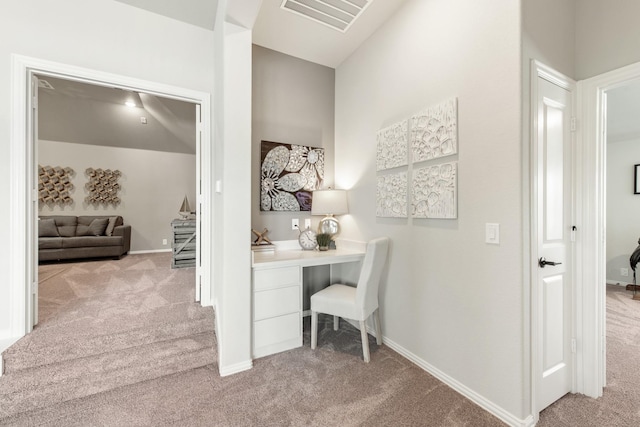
[310, 284, 359, 320]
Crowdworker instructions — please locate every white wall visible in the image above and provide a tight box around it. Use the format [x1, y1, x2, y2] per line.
[0, 0, 215, 345]
[576, 0, 640, 80]
[335, 0, 525, 422]
[38, 140, 196, 252]
[252, 45, 335, 241]
[606, 138, 640, 284]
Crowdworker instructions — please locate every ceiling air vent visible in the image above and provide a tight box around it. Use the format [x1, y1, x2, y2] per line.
[281, 0, 372, 33]
[38, 79, 55, 90]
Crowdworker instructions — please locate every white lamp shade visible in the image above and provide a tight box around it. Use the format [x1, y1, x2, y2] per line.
[311, 189, 348, 216]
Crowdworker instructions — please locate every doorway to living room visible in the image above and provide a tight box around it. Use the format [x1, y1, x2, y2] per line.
[8, 55, 213, 348]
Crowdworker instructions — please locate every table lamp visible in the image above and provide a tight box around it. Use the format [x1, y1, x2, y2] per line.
[311, 189, 348, 236]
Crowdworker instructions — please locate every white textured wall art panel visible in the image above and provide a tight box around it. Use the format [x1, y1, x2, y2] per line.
[376, 119, 408, 171]
[376, 171, 407, 217]
[412, 162, 457, 219]
[411, 98, 458, 162]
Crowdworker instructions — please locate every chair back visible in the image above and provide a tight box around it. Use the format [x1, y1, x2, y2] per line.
[355, 237, 390, 318]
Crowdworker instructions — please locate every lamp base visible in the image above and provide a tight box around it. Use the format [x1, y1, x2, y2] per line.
[318, 215, 340, 236]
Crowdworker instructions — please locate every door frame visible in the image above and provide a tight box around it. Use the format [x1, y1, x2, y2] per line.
[530, 60, 577, 419]
[9, 54, 214, 340]
[577, 60, 640, 399]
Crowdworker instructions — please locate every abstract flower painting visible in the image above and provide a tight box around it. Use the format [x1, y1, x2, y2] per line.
[260, 141, 324, 211]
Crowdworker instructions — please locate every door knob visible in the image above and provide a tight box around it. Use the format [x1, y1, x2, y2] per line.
[539, 257, 562, 268]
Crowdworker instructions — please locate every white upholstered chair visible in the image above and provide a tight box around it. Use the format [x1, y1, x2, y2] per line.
[310, 237, 390, 362]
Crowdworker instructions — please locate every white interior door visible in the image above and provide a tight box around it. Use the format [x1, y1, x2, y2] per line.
[535, 74, 574, 411]
[28, 74, 39, 329]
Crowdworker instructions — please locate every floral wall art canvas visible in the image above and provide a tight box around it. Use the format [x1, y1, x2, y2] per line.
[260, 140, 324, 211]
[411, 98, 457, 162]
[376, 119, 408, 171]
[412, 162, 457, 219]
[376, 171, 408, 218]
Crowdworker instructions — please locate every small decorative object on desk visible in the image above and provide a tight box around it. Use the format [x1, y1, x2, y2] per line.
[298, 227, 317, 251]
[252, 228, 275, 252]
[316, 233, 332, 251]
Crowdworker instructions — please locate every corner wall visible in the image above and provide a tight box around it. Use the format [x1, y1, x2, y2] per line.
[38, 140, 196, 252]
[576, 0, 640, 80]
[251, 45, 335, 241]
[335, 0, 524, 421]
[606, 138, 640, 284]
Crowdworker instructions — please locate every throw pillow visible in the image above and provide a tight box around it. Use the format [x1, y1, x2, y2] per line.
[105, 216, 118, 236]
[38, 218, 59, 237]
[78, 218, 109, 236]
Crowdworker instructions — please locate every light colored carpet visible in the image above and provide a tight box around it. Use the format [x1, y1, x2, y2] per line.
[538, 284, 640, 426]
[0, 253, 509, 426]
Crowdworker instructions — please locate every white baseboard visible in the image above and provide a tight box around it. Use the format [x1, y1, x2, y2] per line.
[606, 280, 632, 287]
[382, 336, 532, 427]
[129, 249, 172, 255]
[219, 359, 253, 377]
[337, 319, 531, 427]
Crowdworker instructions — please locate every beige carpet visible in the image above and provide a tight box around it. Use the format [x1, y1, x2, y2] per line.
[538, 284, 640, 426]
[1, 253, 508, 426]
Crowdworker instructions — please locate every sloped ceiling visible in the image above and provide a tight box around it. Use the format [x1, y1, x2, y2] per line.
[38, 76, 197, 155]
[252, 0, 408, 68]
[113, 0, 219, 30]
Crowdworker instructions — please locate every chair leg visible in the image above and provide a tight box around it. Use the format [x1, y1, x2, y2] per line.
[333, 315, 339, 331]
[311, 311, 318, 350]
[374, 309, 382, 345]
[359, 320, 370, 363]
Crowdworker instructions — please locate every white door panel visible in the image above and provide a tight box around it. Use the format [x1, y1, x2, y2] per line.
[536, 75, 573, 411]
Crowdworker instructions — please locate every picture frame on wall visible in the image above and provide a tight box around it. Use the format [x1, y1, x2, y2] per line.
[635, 164, 640, 194]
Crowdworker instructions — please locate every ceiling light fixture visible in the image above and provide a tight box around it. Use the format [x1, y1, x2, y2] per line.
[280, 0, 372, 33]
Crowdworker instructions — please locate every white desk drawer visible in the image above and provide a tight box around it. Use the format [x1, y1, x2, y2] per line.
[254, 285, 300, 321]
[253, 266, 300, 291]
[254, 312, 300, 350]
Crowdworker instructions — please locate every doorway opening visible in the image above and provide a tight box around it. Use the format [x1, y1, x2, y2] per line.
[8, 55, 212, 349]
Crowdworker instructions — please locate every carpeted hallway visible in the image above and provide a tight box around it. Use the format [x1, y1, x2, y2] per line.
[3, 256, 638, 426]
[538, 284, 640, 426]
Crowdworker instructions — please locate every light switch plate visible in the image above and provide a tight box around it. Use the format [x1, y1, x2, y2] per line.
[292, 218, 299, 230]
[486, 223, 500, 244]
[304, 218, 311, 229]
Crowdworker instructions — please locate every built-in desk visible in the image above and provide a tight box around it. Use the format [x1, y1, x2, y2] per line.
[251, 246, 365, 359]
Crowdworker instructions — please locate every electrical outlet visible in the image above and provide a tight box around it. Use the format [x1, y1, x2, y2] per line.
[292, 218, 299, 230]
[162, 239, 168, 246]
[304, 218, 311, 229]
[621, 267, 629, 277]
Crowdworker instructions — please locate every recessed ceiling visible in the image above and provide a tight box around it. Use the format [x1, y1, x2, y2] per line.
[280, 0, 372, 33]
[253, 0, 408, 68]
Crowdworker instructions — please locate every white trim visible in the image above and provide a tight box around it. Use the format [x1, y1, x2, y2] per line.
[578, 60, 640, 398]
[9, 54, 214, 345]
[382, 336, 533, 427]
[529, 61, 578, 417]
[218, 359, 253, 377]
[128, 249, 173, 255]
[606, 281, 632, 287]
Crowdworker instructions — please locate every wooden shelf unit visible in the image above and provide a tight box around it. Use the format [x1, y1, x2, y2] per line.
[171, 219, 196, 269]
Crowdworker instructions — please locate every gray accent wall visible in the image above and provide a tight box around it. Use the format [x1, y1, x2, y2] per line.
[252, 45, 335, 241]
[39, 140, 197, 253]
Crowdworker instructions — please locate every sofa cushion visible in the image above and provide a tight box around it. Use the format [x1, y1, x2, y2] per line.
[61, 236, 124, 249]
[39, 237, 63, 249]
[105, 216, 118, 236]
[77, 218, 109, 236]
[54, 216, 78, 237]
[38, 218, 59, 237]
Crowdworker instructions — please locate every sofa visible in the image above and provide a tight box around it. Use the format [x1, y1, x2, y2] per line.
[38, 215, 131, 262]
